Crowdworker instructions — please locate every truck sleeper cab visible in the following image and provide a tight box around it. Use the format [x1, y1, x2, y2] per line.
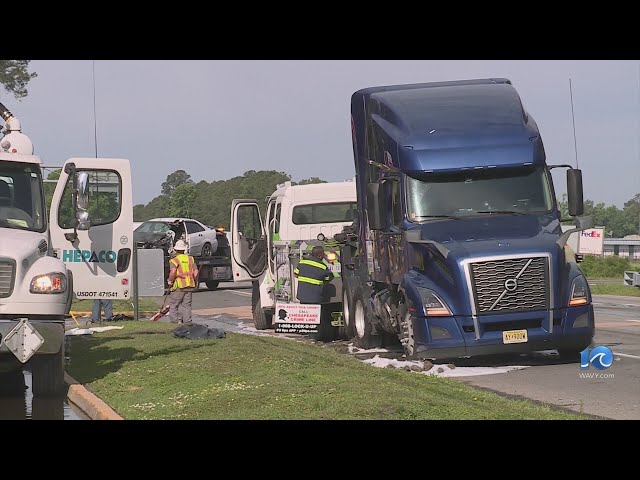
[340, 78, 595, 359]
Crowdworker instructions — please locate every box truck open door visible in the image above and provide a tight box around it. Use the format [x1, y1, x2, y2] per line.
[49, 158, 134, 300]
[230, 199, 266, 281]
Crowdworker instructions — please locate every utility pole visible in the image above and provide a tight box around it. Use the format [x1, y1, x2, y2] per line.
[569, 78, 579, 168]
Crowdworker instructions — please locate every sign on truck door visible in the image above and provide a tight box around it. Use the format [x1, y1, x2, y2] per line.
[230, 199, 266, 281]
[49, 158, 134, 300]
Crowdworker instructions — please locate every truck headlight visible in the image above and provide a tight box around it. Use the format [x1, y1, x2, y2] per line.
[569, 275, 589, 306]
[30, 272, 67, 294]
[416, 287, 452, 316]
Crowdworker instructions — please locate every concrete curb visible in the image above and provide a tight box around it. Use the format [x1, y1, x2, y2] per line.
[65, 373, 123, 420]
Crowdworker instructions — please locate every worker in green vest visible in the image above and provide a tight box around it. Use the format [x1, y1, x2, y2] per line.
[294, 246, 332, 304]
[167, 240, 199, 324]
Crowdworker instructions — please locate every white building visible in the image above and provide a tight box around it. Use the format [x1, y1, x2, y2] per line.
[603, 235, 640, 260]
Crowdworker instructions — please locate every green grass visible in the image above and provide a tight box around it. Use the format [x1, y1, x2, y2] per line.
[589, 283, 640, 297]
[66, 322, 585, 420]
[71, 298, 161, 313]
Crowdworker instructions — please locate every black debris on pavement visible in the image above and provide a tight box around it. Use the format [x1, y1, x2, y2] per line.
[172, 323, 226, 340]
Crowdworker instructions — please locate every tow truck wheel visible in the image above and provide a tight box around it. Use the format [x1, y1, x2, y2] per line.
[315, 308, 337, 342]
[352, 287, 381, 350]
[252, 285, 272, 330]
[31, 344, 65, 397]
[205, 280, 220, 290]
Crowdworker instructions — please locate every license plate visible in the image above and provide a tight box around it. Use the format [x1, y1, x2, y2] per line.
[502, 329, 528, 344]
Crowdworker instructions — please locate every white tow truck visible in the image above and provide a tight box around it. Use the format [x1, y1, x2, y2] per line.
[0, 102, 133, 395]
[230, 180, 357, 340]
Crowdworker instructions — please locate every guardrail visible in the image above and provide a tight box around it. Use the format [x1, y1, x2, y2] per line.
[623, 271, 640, 287]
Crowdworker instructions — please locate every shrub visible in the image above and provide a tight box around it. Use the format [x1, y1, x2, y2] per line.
[579, 255, 639, 278]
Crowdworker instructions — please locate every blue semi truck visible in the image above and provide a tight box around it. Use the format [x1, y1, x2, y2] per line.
[336, 78, 595, 359]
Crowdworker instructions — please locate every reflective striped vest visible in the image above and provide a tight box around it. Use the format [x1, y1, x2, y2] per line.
[294, 258, 331, 304]
[170, 254, 197, 289]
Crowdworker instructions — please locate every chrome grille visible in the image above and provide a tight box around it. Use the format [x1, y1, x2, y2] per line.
[0, 260, 15, 298]
[470, 256, 549, 313]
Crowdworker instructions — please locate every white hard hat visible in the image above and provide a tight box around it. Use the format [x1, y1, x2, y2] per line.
[174, 240, 188, 251]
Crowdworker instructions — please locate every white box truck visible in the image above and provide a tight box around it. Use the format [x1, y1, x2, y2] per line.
[0, 102, 133, 395]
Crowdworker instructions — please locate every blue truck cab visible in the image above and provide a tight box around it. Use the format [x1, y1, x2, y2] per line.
[337, 78, 595, 359]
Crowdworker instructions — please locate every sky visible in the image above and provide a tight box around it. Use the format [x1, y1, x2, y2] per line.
[1, 60, 639, 208]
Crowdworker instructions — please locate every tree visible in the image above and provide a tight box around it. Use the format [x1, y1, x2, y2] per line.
[557, 194, 569, 220]
[133, 204, 147, 222]
[0, 60, 37, 99]
[134, 169, 324, 229]
[161, 170, 193, 197]
[138, 195, 170, 220]
[43, 169, 62, 212]
[622, 193, 640, 236]
[296, 177, 327, 185]
[169, 183, 196, 217]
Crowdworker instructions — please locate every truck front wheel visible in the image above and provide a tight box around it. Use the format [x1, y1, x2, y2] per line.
[31, 345, 65, 397]
[398, 302, 416, 359]
[352, 287, 381, 349]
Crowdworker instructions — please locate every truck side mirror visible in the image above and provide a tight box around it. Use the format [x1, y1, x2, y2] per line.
[77, 172, 90, 210]
[76, 172, 91, 230]
[366, 182, 388, 230]
[567, 169, 584, 217]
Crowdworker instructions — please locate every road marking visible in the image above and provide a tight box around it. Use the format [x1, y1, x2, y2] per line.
[626, 319, 640, 323]
[229, 290, 252, 297]
[613, 352, 640, 360]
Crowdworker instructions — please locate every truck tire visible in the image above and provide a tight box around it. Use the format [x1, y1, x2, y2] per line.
[205, 280, 220, 290]
[252, 284, 272, 330]
[31, 344, 65, 397]
[352, 287, 381, 349]
[315, 307, 337, 342]
[340, 282, 355, 339]
[558, 341, 592, 362]
[0, 370, 26, 396]
[398, 301, 416, 359]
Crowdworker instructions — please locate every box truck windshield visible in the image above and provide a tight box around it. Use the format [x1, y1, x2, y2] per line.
[0, 162, 46, 232]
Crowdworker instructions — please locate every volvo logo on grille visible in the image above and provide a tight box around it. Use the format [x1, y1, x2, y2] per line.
[504, 278, 518, 292]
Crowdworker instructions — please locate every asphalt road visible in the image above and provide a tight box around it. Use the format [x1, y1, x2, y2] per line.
[457, 295, 640, 420]
[186, 285, 640, 419]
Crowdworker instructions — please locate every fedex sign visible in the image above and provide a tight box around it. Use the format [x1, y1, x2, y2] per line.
[579, 228, 605, 255]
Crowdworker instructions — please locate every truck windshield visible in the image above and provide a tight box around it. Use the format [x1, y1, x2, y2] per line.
[0, 163, 46, 232]
[406, 165, 554, 221]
